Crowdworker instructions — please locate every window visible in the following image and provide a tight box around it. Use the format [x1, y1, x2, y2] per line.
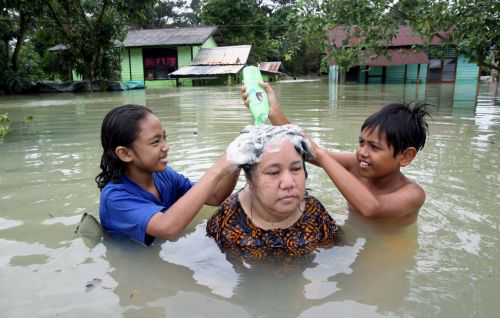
[427, 47, 457, 82]
[143, 48, 177, 80]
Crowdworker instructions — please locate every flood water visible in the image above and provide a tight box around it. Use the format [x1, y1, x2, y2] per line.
[0, 81, 499, 317]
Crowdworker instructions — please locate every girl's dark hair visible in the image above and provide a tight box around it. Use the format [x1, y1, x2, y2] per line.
[242, 141, 309, 184]
[361, 102, 430, 157]
[95, 104, 153, 190]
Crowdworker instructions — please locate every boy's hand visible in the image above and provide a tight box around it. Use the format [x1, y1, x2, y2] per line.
[258, 82, 280, 114]
[240, 85, 250, 108]
[240, 82, 281, 114]
[305, 136, 322, 160]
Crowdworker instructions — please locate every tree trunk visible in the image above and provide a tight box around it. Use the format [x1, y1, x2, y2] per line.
[490, 50, 498, 82]
[11, 12, 29, 72]
[3, 39, 9, 67]
[83, 60, 93, 91]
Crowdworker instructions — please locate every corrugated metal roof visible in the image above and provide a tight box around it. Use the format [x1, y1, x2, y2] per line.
[123, 26, 218, 47]
[192, 45, 251, 65]
[329, 49, 429, 66]
[170, 65, 245, 77]
[259, 62, 283, 74]
[170, 45, 251, 78]
[328, 26, 445, 47]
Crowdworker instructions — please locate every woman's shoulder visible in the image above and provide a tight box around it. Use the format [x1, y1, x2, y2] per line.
[299, 194, 337, 228]
[304, 194, 329, 215]
[206, 193, 245, 240]
[210, 193, 242, 220]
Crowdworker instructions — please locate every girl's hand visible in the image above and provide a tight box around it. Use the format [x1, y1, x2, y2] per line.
[211, 153, 240, 177]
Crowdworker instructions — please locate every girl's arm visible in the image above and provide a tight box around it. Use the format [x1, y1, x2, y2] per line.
[146, 154, 236, 240]
[205, 167, 240, 206]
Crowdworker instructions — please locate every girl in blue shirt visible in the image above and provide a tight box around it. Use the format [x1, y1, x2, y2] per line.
[96, 104, 239, 246]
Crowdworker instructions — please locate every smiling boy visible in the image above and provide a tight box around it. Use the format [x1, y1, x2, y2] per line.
[244, 83, 430, 225]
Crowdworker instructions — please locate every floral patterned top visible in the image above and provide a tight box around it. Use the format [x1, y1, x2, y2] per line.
[206, 193, 340, 271]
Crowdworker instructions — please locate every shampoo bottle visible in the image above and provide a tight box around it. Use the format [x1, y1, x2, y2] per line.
[243, 66, 269, 126]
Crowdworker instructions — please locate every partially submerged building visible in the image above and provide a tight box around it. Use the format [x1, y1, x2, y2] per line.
[328, 26, 480, 85]
[120, 26, 224, 88]
[169, 45, 251, 85]
[259, 62, 286, 82]
[48, 26, 285, 89]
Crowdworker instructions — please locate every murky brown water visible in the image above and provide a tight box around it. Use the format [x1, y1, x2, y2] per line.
[1, 81, 499, 317]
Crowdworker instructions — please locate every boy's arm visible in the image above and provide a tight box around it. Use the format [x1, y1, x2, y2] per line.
[241, 82, 354, 170]
[313, 144, 425, 220]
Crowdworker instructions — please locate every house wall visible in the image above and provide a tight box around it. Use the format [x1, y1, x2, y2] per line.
[455, 55, 479, 83]
[145, 80, 176, 88]
[386, 65, 406, 83]
[176, 46, 194, 86]
[121, 39, 222, 88]
[192, 36, 218, 60]
[419, 64, 428, 83]
[359, 67, 366, 83]
[120, 48, 144, 82]
[72, 70, 82, 81]
[367, 66, 383, 83]
[202, 36, 218, 48]
[330, 63, 429, 84]
[405, 64, 419, 83]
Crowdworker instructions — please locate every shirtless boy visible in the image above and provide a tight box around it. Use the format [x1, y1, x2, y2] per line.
[243, 83, 430, 225]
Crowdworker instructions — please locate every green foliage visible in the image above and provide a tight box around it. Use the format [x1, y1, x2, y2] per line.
[128, 0, 202, 28]
[293, 0, 500, 72]
[201, 0, 272, 63]
[44, 0, 158, 86]
[0, 113, 11, 138]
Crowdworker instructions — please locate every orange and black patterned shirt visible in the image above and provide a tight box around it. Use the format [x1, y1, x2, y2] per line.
[206, 193, 340, 270]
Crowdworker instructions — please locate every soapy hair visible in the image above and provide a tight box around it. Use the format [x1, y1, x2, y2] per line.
[226, 124, 310, 182]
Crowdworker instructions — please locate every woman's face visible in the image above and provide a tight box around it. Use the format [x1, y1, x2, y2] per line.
[250, 139, 306, 219]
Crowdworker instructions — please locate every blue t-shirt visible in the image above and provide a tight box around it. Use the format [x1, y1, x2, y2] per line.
[99, 167, 193, 246]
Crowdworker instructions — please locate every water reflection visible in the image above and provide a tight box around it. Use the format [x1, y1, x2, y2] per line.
[0, 82, 499, 317]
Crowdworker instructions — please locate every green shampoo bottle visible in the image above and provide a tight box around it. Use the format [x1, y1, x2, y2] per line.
[243, 66, 269, 126]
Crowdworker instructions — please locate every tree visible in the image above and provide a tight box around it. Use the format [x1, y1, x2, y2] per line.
[0, 0, 45, 72]
[45, 0, 158, 89]
[294, 0, 500, 77]
[0, 0, 47, 93]
[201, 0, 271, 63]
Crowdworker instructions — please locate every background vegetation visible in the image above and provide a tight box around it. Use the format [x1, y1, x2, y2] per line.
[0, 0, 498, 94]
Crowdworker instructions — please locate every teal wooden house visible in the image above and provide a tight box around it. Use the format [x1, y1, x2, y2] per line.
[120, 26, 224, 88]
[327, 27, 480, 85]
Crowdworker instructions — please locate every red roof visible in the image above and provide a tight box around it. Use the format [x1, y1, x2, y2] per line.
[328, 26, 445, 47]
[259, 62, 283, 74]
[329, 48, 429, 66]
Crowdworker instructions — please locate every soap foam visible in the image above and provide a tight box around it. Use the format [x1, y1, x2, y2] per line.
[226, 124, 310, 165]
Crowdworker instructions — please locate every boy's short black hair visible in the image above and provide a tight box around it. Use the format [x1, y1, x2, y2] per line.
[361, 102, 430, 157]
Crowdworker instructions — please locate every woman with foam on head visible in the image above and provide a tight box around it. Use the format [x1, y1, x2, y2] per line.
[207, 124, 340, 268]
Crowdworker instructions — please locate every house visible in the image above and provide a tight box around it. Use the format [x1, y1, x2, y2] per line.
[169, 45, 251, 85]
[327, 26, 480, 85]
[120, 26, 225, 88]
[258, 62, 285, 82]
